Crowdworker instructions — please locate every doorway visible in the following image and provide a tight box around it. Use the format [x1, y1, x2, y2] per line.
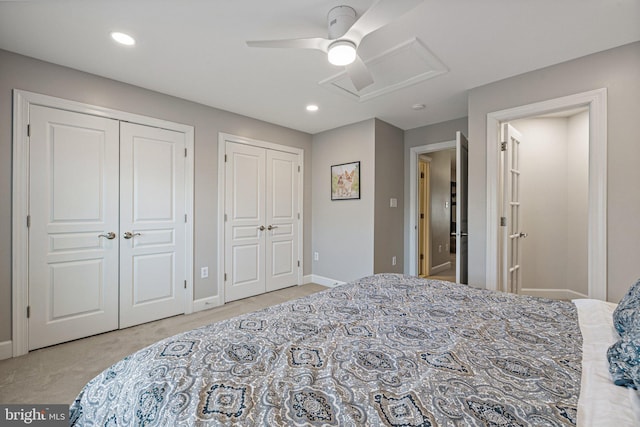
[409, 135, 467, 284]
[485, 89, 607, 300]
[501, 109, 589, 299]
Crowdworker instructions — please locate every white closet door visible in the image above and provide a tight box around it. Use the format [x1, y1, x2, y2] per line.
[265, 149, 299, 291]
[225, 141, 266, 301]
[119, 122, 186, 328]
[28, 105, 119, 350]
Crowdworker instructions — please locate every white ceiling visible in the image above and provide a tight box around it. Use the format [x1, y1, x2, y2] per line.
[1, 0, 638, 134]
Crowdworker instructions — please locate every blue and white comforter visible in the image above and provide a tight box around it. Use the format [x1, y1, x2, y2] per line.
[70, 274, 582, 426]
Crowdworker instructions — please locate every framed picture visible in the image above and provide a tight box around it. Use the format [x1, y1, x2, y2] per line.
[331, 161, 360, 200]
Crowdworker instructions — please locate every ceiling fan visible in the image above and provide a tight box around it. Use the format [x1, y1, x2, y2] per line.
[246, 0, 423, 91]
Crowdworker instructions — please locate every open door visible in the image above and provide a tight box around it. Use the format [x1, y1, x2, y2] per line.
[455, 132, 468, 284]
[501, 123, 526, 294]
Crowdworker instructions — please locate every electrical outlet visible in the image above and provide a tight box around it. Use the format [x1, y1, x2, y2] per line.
[314, 252, 319, 261]
[200, 267, 209, 278]
[392, 256, 397, 266]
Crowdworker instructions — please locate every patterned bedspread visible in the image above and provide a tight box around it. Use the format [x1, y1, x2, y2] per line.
[70, 274, 583, 426]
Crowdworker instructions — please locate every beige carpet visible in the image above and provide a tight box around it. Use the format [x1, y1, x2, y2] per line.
[0, 283, 326, 405]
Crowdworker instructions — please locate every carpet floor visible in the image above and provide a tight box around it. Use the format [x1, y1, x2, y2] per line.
[0, 283, 326, 405]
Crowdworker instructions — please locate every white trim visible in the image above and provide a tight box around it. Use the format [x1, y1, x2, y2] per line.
[192, 296, 222, 313]
[310, 275, 346, 288]
[217, 133, 304, 305]
[485, 88, 607, 300]
[430, 261, 451, 275]
[11, 90, 195, 357]
[408, 140, 456, 276]
[520, 288, 589, 300]
[303, 274, 313, 284]
[0, 341, 12, 361]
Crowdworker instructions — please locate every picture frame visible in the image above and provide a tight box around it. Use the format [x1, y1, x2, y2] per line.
[331, 161, 360, 200]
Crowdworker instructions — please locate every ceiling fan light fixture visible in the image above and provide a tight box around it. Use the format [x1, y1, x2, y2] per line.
[327, 40, 356, 66]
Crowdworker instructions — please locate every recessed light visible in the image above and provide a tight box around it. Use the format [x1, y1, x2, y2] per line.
[306, 104, 319, 112]
[412, 103, 426, 110]
[111, 32, 136, 46]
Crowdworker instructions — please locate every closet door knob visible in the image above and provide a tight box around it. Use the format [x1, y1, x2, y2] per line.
[267, 225, 278, 231]
[123, 231, 141, 239]
[98, 232, 116, 240]
[258, 225, 265, 231]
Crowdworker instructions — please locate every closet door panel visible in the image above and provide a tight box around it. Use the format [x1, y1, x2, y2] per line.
[265, 149, 299, 291]
[224, 141, 266, 301]
[28, 105, 119, 350]
[119, 122, 186, 328]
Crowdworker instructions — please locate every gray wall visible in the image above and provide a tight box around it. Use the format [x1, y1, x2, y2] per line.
[0, 49, 313, 342]
[403, 117, 468, 273]
[373, 119, 404, 274]
[468, 41, 640, 301]
[311, 120, 375, 282]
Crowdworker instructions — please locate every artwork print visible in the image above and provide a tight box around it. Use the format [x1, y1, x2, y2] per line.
[331, 161, 360, 200]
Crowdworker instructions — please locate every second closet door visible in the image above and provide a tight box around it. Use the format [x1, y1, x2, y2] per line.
[224, 141, 299, 302]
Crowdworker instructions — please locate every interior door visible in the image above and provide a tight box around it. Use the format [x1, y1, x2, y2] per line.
[119, 122, 186, 328]
[502, 123, 524, 294]
[225, 141, 267, 301]
[265, 149, 299, 291]
[455, 132, 469, 284]
[28, 105, 119, 350]
[418, 160, 430, 276]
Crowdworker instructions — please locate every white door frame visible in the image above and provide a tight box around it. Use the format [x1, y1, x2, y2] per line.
[485, 88, 607, 300]
[217, 133, 304, 304]
[12, 90, 195, 357]
[408, 140, 456, 276]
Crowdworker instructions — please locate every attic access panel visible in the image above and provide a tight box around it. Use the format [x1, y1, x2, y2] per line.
[320, 38, 448, 102]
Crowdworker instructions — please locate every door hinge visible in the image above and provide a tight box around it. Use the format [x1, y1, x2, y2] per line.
[500, 216, 507, 227]
[420, 213, 424, 219]
[224, 213, 227, 222]
[184, 280, 187, 289]
[420, 172, 424, 179]
[26, 215, 31, 228]
[297, 260, 300, 267]
[420, 254, 424, 260]
[500, 141, 507, 151]
[27, 124, 31, 137]
[184, 148, 187, 158]
[224, 273, 227, 281]
[26, 306, 30, 318]
[224, 154, 227, 162]
[298, 165, 301, 172]
[185, 214, 188, 223]
[297, 213, 300, 220]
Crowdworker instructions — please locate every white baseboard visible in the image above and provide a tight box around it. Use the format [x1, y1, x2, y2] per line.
[430, 261, 451, 275]
[0, 340, 12, 360]
[309, 274, 346, 288]
[520, 288, 589, 300]
[303, 274, 313, 284]
[192, 295, 223, 313]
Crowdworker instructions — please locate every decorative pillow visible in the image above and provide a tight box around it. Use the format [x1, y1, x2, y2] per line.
[607, 332, 640, 389]
[612, 278, 640, 335]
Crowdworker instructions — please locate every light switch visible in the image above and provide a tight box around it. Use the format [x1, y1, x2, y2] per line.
[390, 198, 397, 208]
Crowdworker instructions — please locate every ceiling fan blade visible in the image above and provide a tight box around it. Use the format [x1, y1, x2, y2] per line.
[246, 37, 331, 53]
[344, 0, 423, 45]
[346, 55, 374, 91]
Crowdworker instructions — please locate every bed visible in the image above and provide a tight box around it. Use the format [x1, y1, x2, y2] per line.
[70, 274, 640, 426]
